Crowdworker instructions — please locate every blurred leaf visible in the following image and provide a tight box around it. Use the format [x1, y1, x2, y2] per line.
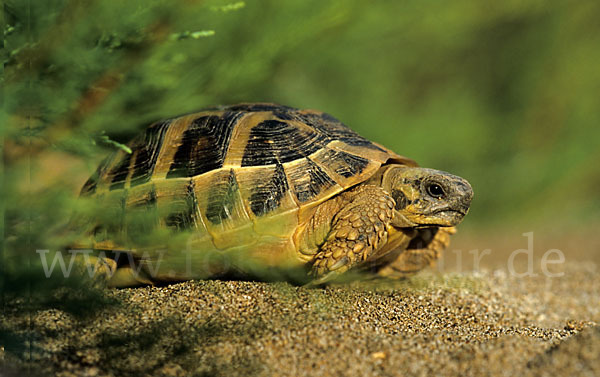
[95, 133, 132, 154]
[169, 30, 216, 41]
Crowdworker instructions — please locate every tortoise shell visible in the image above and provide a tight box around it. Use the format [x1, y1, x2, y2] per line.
[79, 103, 416, 278]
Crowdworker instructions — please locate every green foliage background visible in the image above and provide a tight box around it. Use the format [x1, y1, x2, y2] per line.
[2, 0, 599, 302]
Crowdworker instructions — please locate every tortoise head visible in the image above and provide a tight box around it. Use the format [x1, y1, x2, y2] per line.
[379, 165, 473, 228]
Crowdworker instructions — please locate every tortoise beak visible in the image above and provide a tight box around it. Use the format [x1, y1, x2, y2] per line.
[423, 175, 472, 225]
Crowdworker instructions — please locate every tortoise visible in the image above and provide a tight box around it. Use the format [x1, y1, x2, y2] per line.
[74, 103, 473, 287]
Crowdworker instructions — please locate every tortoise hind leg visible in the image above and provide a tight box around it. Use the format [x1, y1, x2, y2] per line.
[377, 227, 456, 278]
[68, 252, 116, 282]
[73, 252, 153, 287]
[107, 265, 154, 287]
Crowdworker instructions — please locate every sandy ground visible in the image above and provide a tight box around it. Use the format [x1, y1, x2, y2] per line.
[2, 231, 599, 377]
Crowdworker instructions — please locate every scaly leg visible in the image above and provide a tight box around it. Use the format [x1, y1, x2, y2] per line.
[377, 226, 456, 278]
[74, 251, 153, 287]
[310, 185, 395, 282]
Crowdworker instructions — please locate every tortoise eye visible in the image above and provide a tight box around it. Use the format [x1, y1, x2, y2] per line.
[426, 183, 445, 198]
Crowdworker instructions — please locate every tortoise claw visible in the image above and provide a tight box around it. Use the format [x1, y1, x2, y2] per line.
[303, 270, 343, 288]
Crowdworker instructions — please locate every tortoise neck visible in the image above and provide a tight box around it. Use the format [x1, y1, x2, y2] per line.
[366, 164, 406, 188]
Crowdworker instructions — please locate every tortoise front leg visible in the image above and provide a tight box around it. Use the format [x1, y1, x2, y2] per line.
[310, 185, 395, 281]
[377, 226, 456, 278]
